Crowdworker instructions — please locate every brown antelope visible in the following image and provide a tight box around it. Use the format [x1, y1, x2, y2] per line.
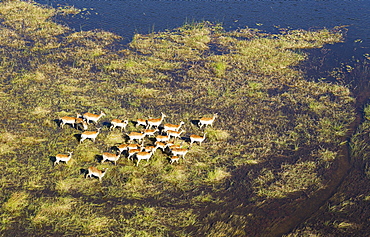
[154, 141, 167, 152]
[169, 156, 180, 164]
[80, 128, 101, 143]
[117, 143, 129, 153]
[163, 121, 185, 132]
[75, 117, 88, 130]
[156, 134, 170, 143]
[167, 130, 185, 140]
[110, 119, 128, 131]
[171, 148, 189, 159]
[54, 152, 73, 166]
[60, 116, 77, 129]
[136, 118, 147, 128]
[198, 113, 218, 128]
[127, 148, 141, 160]
[101, 152, 121, 165]
[82, 111, 106, 125]
[126, 132, 146, 143]
[136, 150, 154, 166]
[142, 145, 157, 153]
[142, 128, 159, 137]
[168, 141, 184, 150]
[190, 133, 207, 146]
[117, 143, 141, 154]
[146, 112, 166, 129]
[85, 167, 108, 182]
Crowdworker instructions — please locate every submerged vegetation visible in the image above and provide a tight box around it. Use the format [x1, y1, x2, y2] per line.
[0, 1, 361, 236]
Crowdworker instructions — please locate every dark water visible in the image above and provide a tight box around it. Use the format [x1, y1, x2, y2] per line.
[37, 0, 370, 80]
[38, 1, 370, 46]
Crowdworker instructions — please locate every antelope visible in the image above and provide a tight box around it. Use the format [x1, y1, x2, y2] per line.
[83, 111, 106, 125]
[166, 130, 185, 140]
[155, 141, 167, 152]
[110, 119, 128, 131]
[101, 152, 120, 165]
[169, 156, 180, 164]
[127, 148, 141, 160]
[126, 132, 146, 143]
[117, 143, 129, 153]
[75, 117, 88, 130]
[156, 134, 170, 143]
[85, 166, 108, 182]
[142, 145, 157, 153]
[168, 141, 184, 150]
[163, 121, 185, 132]
[198, 113, 218, 128]
[60, 116, 77, 129]
[54, 152, 73, 166]
[171, 148, 189, 159]
[117, 143, 141, 154]
[142, 128, 159, 137]
[136, 150, 154, 166]
[190, 133, 207, 146]
[80, 128, 101, 143]
[146, 112, 166, 129]
[136, 118, 147, 128]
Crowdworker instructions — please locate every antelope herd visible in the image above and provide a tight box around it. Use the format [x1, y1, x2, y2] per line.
[56, 111, 218, 181]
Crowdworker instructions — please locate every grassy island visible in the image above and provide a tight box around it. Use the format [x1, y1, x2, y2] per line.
[0, 1, 360, 236]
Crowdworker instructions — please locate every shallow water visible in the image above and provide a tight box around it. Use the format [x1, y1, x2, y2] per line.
[38, 0, 370, 56]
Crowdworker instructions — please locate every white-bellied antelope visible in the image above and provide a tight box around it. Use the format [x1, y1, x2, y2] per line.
[80, 128, 101, 143]
[136, 118, 147, 128]
[117, 143, 141, 154]
[85, 166, 108, 182]
[169, 156, 180, 164]
[146, 112, 166, 129]
[126, 132, 146, 143]
[83, 111, 106, 125]
[110, 119, 128, 131]
[154, 141, 167, 152]
[142, 145, 157, 153]
[156, 134, 170, 143]
[168, 141, 184, 150]
[101, 152, 121, 165]
[136, 150, 154, 166]
[171, 148, 189, 159]
[127, 148, 141, 160]
[117, 143, 129, 153]
[60, 116, 77, 129]
[167, 130, 185, 140]
[190, 133, 207, 146]
[54, 152, 73, 166]
[75, 117, 88, 130]
[198, 113, 218, 128]
[163, 121, 185, 132]
[142, 128, 159, 137]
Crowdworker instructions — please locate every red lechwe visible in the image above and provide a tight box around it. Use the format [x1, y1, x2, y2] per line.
[80, 128, 101, 143]
[82, 111, 106, 125]
[189, 133, 207, 146]
[85, 167, 108, 182]
[54, 152, 73, 166]
[162, 121, 185, 132]
[198, 113, 218, 128]
[101, 152, 121, 165]
[146, 112, 166, 129]
[110, 119, 128, 131]
[135, 150, 154, 166]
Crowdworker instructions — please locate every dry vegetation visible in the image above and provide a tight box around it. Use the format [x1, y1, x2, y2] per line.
[0, 1, 361, 236]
